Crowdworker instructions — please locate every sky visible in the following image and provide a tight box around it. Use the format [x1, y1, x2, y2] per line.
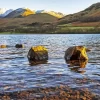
[0, 0, 100, 14]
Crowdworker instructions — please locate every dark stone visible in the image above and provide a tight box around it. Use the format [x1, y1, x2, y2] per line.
[15, 44, 24, 48]
[64, 46, 89, 61]
[27, 46, 48, 64]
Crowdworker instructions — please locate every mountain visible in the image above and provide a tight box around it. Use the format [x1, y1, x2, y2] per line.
[0, 8, 65, 18]
[58, 2, 100, 25]
[0, 9, 13, 17]
[36, 10, 64, 18]
[36, 10, 45, 13]
[46, 11, 64, 18]
[0, 13, 58, 28]
[25, 13, 57, 23]
[0, 8, 7, 17]
[5, 8, 35, 18]
[0, 8, 6, 14]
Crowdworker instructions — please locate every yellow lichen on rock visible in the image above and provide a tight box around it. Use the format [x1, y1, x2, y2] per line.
[75, 46, 88, 60]
[0, 45, 7, 48]
[79, 46, 88, 60]
[27, 46, 48, 63]
[32, 46, 48, 52]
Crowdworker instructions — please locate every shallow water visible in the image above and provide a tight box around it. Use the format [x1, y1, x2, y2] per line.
[0, 34, 100, 95]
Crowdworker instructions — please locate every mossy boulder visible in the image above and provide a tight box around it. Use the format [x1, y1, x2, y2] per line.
[65, 46, 90, 61]
[27, 46, 48, 63]
[15, 44, 24, 48]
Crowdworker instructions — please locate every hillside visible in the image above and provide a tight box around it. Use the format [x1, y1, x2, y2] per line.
[58, 2, 100, 25]
[36, 10, 64, 18]
[0, 8, 12, 17]
[0, 13, 57, 27]
[46, 11, 64, 18]
[0, 13, 58, 33]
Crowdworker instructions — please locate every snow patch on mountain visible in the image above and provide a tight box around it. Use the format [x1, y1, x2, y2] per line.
[0, 8, 7, 14]
[0, 8, 13, 17]
[3, 9, 13, 16]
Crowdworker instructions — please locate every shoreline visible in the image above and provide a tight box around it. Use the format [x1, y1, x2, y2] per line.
[0, 86, 99, 100]
[0, 32, 100, 34]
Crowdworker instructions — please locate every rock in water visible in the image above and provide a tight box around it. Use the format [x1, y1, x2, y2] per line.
[0, 45, 7, 48]
[67, 60, 88, 74]
[15, 44, 24, 48]
[64, 46, 89, 61]
[27, 46, 48, 63]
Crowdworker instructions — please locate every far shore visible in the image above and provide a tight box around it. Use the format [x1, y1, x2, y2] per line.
[0, 31, 100, 34]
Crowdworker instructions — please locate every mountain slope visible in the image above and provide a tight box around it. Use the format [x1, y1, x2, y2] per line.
[0, 8, 7, 17]
[25, 13, 58, 22]
[5, 8, 35, 18]
[58, 2, 100, 24]
[0, 13, 58, 28]
[36, 10, 64, 18]
[0, 8, 6, 14]
[46, 11, 64, 18]
[36, 10, 45, 13]
[1, 9, 13, 17]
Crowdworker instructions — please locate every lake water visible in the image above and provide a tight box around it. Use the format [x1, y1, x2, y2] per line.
[0, 34, 100, 95]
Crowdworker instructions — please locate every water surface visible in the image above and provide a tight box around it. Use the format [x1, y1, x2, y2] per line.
[0, 34, 100, 95]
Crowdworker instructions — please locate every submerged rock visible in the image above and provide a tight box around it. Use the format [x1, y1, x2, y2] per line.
[64, 46, 90, 61]
[67, 60, 88, 73]
[27, 46, 48, 64]
[15, 44, 24, 48]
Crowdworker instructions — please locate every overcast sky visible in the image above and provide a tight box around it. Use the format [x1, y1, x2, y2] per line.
[0, 0, 100, 14]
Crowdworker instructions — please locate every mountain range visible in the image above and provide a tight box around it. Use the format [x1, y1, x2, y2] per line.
[0, 8, 65, 18]
[0, 2, 100, 33]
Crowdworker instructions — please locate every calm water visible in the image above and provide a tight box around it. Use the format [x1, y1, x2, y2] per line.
[0, 34, 100, 95]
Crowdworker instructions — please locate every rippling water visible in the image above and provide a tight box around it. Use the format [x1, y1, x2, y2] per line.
[0, 34, 100, 95]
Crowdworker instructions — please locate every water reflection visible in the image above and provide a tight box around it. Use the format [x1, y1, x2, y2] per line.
[29, 60, 48, 66]
[67, 60, 88, 74]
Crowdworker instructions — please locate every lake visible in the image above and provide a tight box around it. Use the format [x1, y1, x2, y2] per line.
[0, 34, 100, 95]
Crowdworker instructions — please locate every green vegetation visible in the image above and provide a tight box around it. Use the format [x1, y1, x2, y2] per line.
[55, 24, 100, 33]
[0, 24, 100, 34]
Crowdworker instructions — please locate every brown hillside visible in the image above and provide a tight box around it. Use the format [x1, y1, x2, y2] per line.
[0, 13, 58, 28]
[58, 2, 100, 25]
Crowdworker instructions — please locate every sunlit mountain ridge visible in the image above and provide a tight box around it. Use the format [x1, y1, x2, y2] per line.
[0, 8, 65, 18]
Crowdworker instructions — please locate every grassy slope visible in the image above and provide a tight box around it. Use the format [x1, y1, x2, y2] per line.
[54, 3, 100, 33]
[58, 3, 100, 26]
[0, 13, 58, 28]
